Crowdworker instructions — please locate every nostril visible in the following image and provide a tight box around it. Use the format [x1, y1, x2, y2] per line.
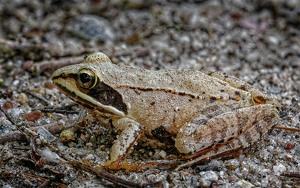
[61, 73, 67, 78]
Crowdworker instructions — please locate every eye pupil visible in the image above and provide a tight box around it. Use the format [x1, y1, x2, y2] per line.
[80, 73, 91, 83]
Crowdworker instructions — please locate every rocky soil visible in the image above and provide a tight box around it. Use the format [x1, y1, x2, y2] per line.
[0, 0, 299, 187]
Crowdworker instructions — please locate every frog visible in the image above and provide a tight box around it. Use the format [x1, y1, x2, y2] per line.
[52, 52, 279, 171]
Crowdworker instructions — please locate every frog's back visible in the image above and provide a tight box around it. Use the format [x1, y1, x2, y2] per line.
[96, 62, 230, 98]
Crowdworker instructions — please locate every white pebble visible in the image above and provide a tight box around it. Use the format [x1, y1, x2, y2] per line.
[159, 150, 167, 159]
[41, 147, 61, 163]
[273, 163, 286, 175]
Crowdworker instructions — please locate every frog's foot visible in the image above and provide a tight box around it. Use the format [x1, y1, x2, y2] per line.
[105, 159, 180, 171]
[175, 104, 279, 170]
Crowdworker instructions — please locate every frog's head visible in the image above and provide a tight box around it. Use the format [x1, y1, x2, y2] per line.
[52, 52, 127, 117]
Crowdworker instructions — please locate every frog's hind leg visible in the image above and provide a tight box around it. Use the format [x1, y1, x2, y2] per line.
[205, 71, 280, 107]
[175, 104, 279, 170]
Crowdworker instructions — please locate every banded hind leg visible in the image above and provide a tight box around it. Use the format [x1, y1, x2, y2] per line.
[175, 104, 279, 170]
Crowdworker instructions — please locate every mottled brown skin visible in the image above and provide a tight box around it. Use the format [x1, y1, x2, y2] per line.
[52, 52, 279, 170]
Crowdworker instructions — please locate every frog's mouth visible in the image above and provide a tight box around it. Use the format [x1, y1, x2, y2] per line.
[53, 78, 125, 117]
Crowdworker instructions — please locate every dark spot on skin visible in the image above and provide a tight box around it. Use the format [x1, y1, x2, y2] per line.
[254, 96, 266, 104]
[254, 122, 262, 136]
[133, 89, 141, 95]
[240, 85, 246, 90]
[150, 102, 155, 105]
[244, 131, 252, 144]
[202, 92, 205, 94]
[218, 139, 224, 144]
[238, 130, 242, 134]
[145, 88, 154, 91]
[230, 97, 236, 101]
[220, 89, 224, 92]
[210, 97, 216, 103]
[189, 99, 192, 102]
[197, 96, 200, 99]
[194, 119, 207, 125]
[152, 126, 174, 145]
[236, 137, 242, 146]
[224, 75, 229, 78]
[235, 91, 240, 96]
[179, 92, 186, 96]
[190, 95, 195, 99]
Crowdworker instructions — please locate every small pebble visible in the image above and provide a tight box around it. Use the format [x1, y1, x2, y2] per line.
[44, 82, 54, 89]
[200, 171, 218, 187]
[60, 128, 76, 143]
[159, 150, 167, 159]
[273, 163, 287, 175]
[3, 101, 14, 110]
[285, 142, 295, 150]
[18, 93, 28, 105]
[65, 14, 115, 42]
[25, 111, 42, 122]
[266, 36, 280, 46]
[225, 159, 239, 170]
[245, 52, 259, 62]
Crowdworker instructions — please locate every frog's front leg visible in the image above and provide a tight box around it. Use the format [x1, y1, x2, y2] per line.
[175, 104, 279, 170]
[104, 118, 142, 169]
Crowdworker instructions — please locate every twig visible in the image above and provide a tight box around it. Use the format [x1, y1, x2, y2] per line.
[23, 90, 50, 105]
[70, 160, 155, 188]
[274, 126, 300, 132]
[0, 122, 64, 144]
[30, 56, 84, 75]
[40, 108, 79, 114]
[0, 38, 103, 57]
[0, 38, 47, 54]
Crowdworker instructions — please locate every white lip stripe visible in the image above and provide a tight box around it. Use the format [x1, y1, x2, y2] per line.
[54, 80, 125, 117]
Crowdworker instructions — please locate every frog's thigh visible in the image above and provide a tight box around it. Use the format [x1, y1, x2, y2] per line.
[175, 104, 279, 155]
[105, 118, 142, 166]
[207, 72, 279, 106]
[175, 104, 278, 170]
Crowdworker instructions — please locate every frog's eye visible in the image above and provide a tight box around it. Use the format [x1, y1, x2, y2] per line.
[78, 68, 98, 89]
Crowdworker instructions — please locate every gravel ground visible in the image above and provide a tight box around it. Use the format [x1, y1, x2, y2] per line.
[0, 0, 299, 187]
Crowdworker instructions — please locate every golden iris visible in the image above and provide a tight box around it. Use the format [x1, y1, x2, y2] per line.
[78, 68, 98, 89]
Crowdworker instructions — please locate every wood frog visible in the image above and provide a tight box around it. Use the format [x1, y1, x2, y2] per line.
[52, 52, 279, 170]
